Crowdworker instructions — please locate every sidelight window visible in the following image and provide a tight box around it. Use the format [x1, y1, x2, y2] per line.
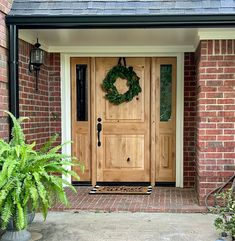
[160, 64, 172, 122]
[76, 64, 88, 121]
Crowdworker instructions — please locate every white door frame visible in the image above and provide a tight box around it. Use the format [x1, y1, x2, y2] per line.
[61, 52, 184, 187]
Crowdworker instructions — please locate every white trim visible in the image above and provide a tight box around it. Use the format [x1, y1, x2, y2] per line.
[61, 54, 72, 183]
[198, 29, 235, 40]
[50, 46, 194, 54]
[61, 52, 184, 187]
[176, 53, 184, 188]
[194, 29, 235, 50]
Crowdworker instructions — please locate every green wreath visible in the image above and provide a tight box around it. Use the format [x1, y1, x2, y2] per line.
[102, 64, 142, 105]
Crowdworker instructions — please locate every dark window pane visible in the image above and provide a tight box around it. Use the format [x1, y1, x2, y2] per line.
[76, 64, 88, 121]
[160, 65, 172, 122]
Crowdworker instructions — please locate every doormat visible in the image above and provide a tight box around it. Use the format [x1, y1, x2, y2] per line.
[89, 185, 152, 195]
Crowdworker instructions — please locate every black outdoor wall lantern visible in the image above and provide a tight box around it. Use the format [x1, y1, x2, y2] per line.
[29, 38, 44, 91]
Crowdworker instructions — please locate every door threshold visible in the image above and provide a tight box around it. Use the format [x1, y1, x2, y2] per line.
[96, 182, 151, 186]
[155, 182, 176, 187]
[72, 181, 92, 186]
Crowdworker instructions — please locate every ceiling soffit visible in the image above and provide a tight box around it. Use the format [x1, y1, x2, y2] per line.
[19, 28, 235, 53]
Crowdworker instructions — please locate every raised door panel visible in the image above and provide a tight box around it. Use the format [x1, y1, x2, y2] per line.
[157, 133, 174, 181]
[72, 130, 91, 180]
[104, 135, 144, 169]
[95, 57, 150, 182]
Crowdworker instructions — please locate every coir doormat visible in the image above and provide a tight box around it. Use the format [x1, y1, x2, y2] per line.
[89, 185, 152, 195]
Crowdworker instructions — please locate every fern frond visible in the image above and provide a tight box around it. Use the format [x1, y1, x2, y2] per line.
[0, 190, 7, 207]
[44, 164, 72, 175]
[1, 156, 15, 178]
[5, 111, 28, 146]
[61, 179, 76, 193]
[48, 141, 70, 154]
[49, 176, 68, 206]
[40, 202, 48, 221]
[39, 133, 59, 154]
[33, 173, 48, 207]
[14, 179, 22, 204]
[0, 177, 16, 195]
[66, 170, 81, 181]
[7, 157, 18, 178]
[0, 140, 10, 156]
[22, 191, 29, 207]
[16, 203, 25, 230]
[29, 186, 39, 209]
[0, 174, 7, 189]
[1, 197, 13, 230]
[29, 153, 70, 166]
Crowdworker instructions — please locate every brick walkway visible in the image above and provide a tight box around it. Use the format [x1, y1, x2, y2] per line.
[53, 187, 207, 213]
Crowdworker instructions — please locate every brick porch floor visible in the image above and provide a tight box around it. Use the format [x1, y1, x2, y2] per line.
[53, 187, 207, 213]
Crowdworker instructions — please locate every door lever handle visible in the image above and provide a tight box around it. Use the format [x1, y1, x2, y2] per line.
[97, 118, 102, 147]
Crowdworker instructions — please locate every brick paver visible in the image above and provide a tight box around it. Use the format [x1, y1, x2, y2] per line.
[53, 187, 207, 213]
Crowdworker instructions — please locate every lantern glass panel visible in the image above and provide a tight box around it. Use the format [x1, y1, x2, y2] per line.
[30, 48, 44, 65]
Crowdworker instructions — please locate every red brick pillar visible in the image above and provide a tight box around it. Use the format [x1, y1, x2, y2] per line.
[195, 40, 235, 205]
[184, 53, 196, 188]
[0, 0, 13, 139]
[48, 53, 61, 145]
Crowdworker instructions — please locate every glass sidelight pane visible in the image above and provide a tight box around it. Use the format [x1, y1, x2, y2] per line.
[76, 64, 88, 121]
[160, 65, 172, 122]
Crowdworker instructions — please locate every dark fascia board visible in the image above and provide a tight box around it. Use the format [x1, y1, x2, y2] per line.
[6, 14, 235, 29]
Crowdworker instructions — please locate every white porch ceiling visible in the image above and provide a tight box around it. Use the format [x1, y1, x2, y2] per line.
[19, 28, 235, 53]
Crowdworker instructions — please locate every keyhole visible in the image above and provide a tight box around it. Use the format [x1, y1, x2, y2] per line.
[127, 157, 130, 162]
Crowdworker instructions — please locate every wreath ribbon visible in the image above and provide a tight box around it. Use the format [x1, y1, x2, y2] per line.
[118, 57, 126, 67]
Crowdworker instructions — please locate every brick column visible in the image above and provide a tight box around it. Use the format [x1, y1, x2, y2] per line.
[195, 40, 235, 205]
[48, 53, 61, 146]
[0, 0, 13, 139]
[184, 53, 196, 188]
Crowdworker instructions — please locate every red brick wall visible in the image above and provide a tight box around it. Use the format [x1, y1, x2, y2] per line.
[184, 53, 196, 188]
[195, 40, 235, 205]
[19, 40, 61, 148]
[48, 53, 61, 146]
[0, 0, 12, 140]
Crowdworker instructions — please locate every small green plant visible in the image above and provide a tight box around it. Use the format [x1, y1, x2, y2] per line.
[0, 111, 82, 231]
[214, 188, 235, 240]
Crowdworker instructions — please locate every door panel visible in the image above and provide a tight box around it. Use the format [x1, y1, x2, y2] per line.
[104, 65, 145, 121]
[94, 57, 150, 182]
[155, 58, 176, 182]
[71, 58, 91, 181]
[104, 135, 144, 169]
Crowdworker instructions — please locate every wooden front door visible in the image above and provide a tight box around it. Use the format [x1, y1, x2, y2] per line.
[93, 58, 151, 182]
[71, 57, 176, 185]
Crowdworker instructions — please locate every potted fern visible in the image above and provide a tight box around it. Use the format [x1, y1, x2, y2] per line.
[0, 112, 82, 241]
